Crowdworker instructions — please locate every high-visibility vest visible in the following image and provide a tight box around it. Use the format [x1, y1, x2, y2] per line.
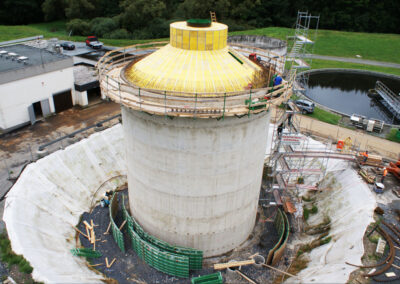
[362, 152, 368, 157]
[383, 169, 388, 176]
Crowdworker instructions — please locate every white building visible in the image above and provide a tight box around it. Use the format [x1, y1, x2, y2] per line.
[0, 44, 95, 132]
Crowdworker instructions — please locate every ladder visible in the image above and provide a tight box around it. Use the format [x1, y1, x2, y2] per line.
[210, 11, 217, 22]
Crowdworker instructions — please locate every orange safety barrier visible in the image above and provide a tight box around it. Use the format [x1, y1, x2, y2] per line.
[337, 140, 344, 149]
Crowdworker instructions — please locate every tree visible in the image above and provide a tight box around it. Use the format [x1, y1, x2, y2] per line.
[175, 0, 231, 20]
[65, 0, 96, 19]
[0, 0, 44, 25]
[42, 0, 66, 21]
[120, 0, 166, 31]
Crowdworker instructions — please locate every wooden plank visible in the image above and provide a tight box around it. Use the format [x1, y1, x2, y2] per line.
[262, 263, 296, 277]
[104, 222, 111, 235]
[72, 226, 89, 239]
[236, 270, 257, 284]
[214, 259, 255, 270]
[83, 221, 93, 229]
[109, 258, 116, 268]
[273, 190, 283, 206]
[119, 220, 127, 230]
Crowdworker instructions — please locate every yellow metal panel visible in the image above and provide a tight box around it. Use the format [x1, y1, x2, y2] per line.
[125, 21, 263, 95]
[198, 31, 205, 51]
[176, 29, 183, 48]
[206, 31, 213, 50]
[189, 31, 197, 50]
[213, 31, 219, 50]
[182, 30, 190, 50]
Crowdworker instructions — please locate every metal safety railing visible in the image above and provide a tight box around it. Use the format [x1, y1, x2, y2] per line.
[96, 42, 294, 119]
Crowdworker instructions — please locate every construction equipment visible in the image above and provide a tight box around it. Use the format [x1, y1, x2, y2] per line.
[210, 11, 217, 22]
[249, 53, 260, 62]
[388, 159, 400, 181]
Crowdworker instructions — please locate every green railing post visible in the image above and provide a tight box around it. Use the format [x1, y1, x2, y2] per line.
[222, 93, 226, 120]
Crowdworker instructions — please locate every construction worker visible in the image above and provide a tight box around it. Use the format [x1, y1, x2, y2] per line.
[277, 123, 283, 137]
[381, 167, 388, 183]
[361, 150, 369, 164]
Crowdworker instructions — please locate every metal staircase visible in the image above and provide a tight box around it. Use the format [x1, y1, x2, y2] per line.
[286, 11, 320, 93]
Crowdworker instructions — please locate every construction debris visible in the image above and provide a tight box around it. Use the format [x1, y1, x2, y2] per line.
[359, 169, 375, 184]
[375, 238, 386, 256]
[71, 248, 102, 258]
[213, 259, 255, 270]
[356, 153, 383, 167]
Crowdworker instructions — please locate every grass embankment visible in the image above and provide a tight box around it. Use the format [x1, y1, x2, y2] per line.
[311, 59, 400, 77]
[0, 21, 167, 47]
[232, 27, 400, 64]
[386, 128, 400, 143]
[307, 107, 341, 125]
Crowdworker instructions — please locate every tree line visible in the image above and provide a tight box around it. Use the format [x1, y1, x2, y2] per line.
[0, 0, 399, 39]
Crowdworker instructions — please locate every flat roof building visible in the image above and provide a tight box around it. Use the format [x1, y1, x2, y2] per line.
[0, 44, 96, 132]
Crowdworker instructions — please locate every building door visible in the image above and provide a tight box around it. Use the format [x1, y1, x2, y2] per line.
[40, 99, 51, 117]
[28, 105, 36, 125]
[53, 89, 73, 113]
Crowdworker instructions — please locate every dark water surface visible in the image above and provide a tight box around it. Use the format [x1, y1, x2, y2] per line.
[305, 71, 400, 124]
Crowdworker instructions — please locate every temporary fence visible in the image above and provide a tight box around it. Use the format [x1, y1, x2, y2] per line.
[127, 224, 190, 278]
[266, 208, 290, 265]
[121, 196, 191, 277]
[109, 193, 125, 252]
[191, 272, 223, 284]
[122, 196, 203, 270]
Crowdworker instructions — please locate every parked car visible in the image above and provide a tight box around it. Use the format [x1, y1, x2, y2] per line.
[295, 99, 315, 114]
[85, 36, 103, 49]
[60, 42, 75, 50]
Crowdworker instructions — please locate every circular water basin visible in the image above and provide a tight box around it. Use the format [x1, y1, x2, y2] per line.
[304, 69, 400, 124]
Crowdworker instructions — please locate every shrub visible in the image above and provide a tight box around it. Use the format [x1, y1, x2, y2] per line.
[303, 207, 310, 220]
[66, 19, 90, 36]
[0, 232, 33, 274]
[90, 17, 118, 38]
[105, 29, 131, 39]
[311, 205, 318, 214]
[18, 259, 33, 274]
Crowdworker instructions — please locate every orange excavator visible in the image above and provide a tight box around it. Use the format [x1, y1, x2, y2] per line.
[388, 159, 400, 180]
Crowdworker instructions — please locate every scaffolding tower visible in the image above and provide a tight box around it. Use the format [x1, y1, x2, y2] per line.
[286, 11, 320, 94]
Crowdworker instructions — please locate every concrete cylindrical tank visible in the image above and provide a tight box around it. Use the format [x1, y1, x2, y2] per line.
[123, 107, 270, 256]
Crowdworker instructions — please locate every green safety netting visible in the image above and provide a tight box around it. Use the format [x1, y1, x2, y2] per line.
[191, 272, 223, 284]
[71, 248, 102, 258]
[109, 193, 125, 252]
[122, 196, 203, 270]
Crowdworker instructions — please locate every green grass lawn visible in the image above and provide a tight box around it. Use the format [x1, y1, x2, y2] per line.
[386, 128, 400, 143]
[231, 27, 400, 64]
[0, 21, 166, 46]
[306, 107, 342, 125]
[311, 59, 400, 76]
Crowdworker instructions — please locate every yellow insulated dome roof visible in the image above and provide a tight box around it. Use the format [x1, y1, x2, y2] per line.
[124, 21, 264, 95]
